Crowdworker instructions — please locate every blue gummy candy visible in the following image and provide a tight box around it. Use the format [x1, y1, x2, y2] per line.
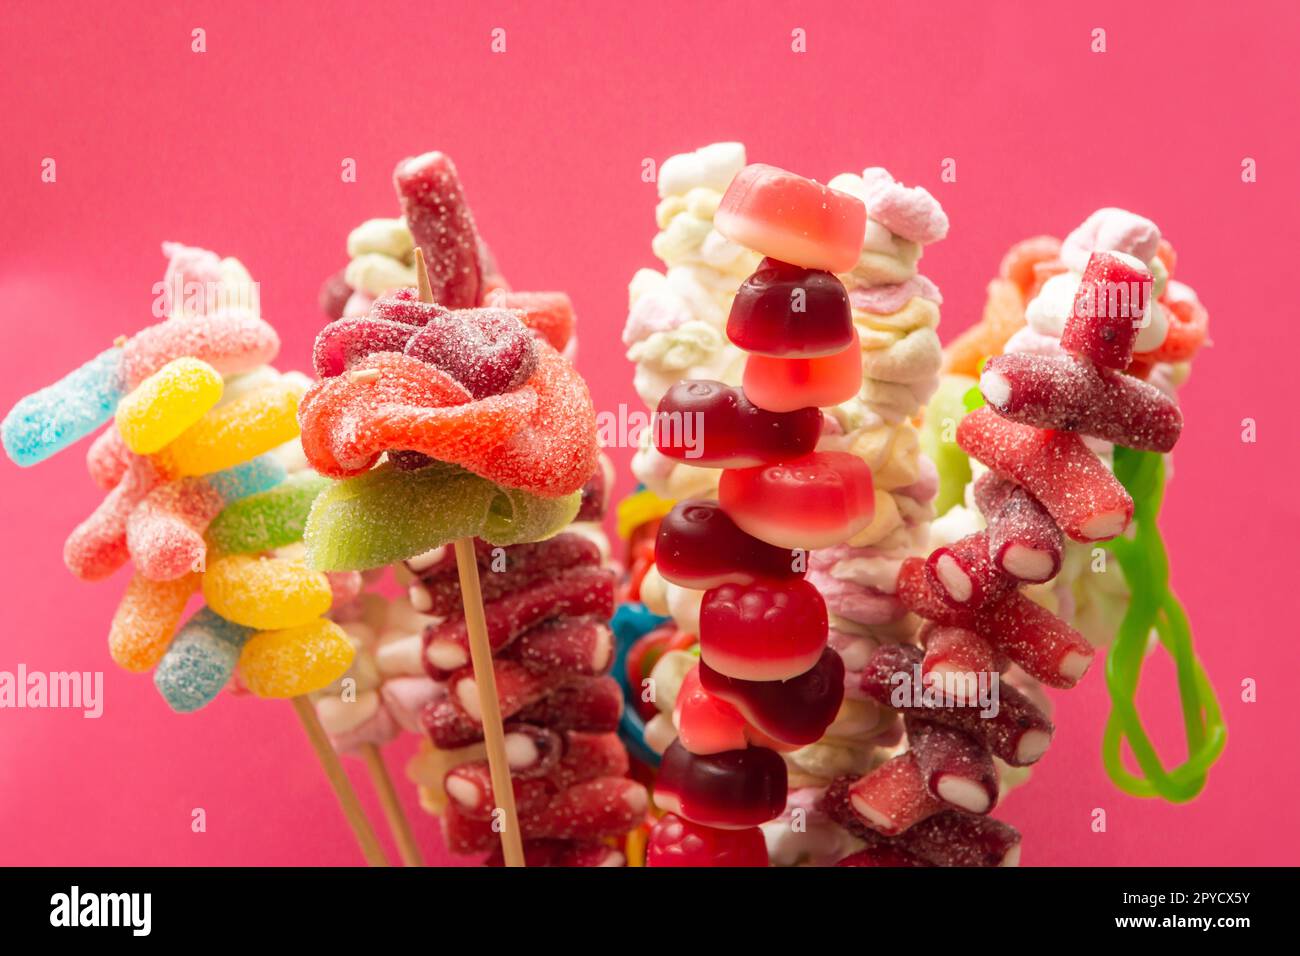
[153, 607, 254, 713]
[2, 347, 126, 466]
[206, 453, 287, 503]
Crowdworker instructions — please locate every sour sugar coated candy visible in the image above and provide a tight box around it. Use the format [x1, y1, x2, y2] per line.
[114, 357, 224, 454]
[153, 607, 254, 712]
[2, 347, 126, 467]
[239, 618, 354, 698]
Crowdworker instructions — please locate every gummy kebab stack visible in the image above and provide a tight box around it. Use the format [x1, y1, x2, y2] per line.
[642, 164, 882, 865]
[300, 150, 644, 865]
[1, 243, 394, 864]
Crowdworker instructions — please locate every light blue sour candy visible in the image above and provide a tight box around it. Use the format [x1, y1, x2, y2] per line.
[2, 347, 127, 466]
[153, 607, 254, 713]
[206, 454, 287, 503]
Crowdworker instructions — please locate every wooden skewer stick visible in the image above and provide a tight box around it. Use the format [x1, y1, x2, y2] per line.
[291, 696, 390, 867]
[413, 247, 526, 867]
[360, 743, 424, 867]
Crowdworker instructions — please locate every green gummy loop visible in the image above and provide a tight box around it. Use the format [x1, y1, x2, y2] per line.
[1100, 448, 1227, 802]
[920, 374, 975, 516]
[207, 472, 331, 555]
[303, 461, 580, 571]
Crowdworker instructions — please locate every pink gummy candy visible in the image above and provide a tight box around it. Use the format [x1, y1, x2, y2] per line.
[123, 310, 280, 388]
[726, 258, 854, 357]
[318, 269, 352, 321]
[654, 380, 822, 467]
[905, 716, 999, 815]
[312, 315, 423, 378]
[674, 665, 750, 755]
[719, 451, 875, 550]
[980, 351, 1182, 453]
[392, 152, 484, 309]
[957, 407, 1132, 542]
[86, 427, 132, 490]
[369, 287, 449, 326]
[921, 625, 1004, 689]
[741, 328, 864, 413]
[126, 478, 225, 581]
[715, 164, 866, 273]
[1060, 251, 1153, 370]
[973, 472, 1062, 583]
[1060, 208, 1161, 274]
[698, 578, 828, 682]
[654, 740, 788, 829]
[63, 454, 163, 581]
[699, 645, 844, 746]
[484, 290, 576, 353]
[655, 499, 804, 590]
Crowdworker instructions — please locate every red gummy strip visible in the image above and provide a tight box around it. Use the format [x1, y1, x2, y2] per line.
[448, 658, 569, 723]
[297, 351, 531, 478]
[859, 644, 1054, 766]
[312, 316, 423, 378]
[905, 716, 999, 815]
[506, 617, 614, 677]
[423, 567, 615, 677]
[514, 676, 623, 734]
[976, 591, 1095, 689]
[409, 533, 601, 617]
[921, 625, 1005, 682]
[982, 352, 1182, 453]
[1060, 251, 1152, 370]
[1142, 291, 1209, 363]
[924, 530, 1014, 610]
[393, 152, 484, 310]
[973, 472, 1063, 584]
[957, 406, 1132, 542]
[847, 752, 946, 836]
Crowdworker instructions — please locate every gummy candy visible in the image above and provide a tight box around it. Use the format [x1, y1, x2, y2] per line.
[122, 309, 279, 388]
[698, 578, 828, 681]
[921, 626, 1003, 692]
[674, 665, 750, 754]
[655, 499, 803, 589]
[715, 163, 866, 273]
[483, 290, 576, 352]
[741, 329, 864, 413]
[3, 347, 125, 467]
[450, 659, 568, 723]
[393, 151, 484, 309]
[727, 258, 854, 357]
[369, 287, 450, 326]
[238, 618, 354, 698]
[86, 426, 133, 490]
[653, 380, 821, 467]
[403, 307, 538, 399]
[303, 461, 580, 571]
[154, 381, 302, 477]
[312, 315, 426, 378]
[205, 472, 331, 555]
[153, 607, 253, 712]
[114, 357, 224, 454]
[646, 814, 769, 867]
[973, 472, 1062, 583]
[202, 554, 333, 629]
[718, 451, 875, 549]
[654, 740, 788, 829]
[64, 454, 164, 581]
[108, 572, 200, 672]
[846, 751, 944, 836]
[699, 645, 844, 746]
[925, 531, 1014, 610]
[957, 407, 1131, 542]
[506, 617, 613, 677]
[906, 717, 998, 815]
[1060, 251, 1153, 370]
[980, 352, 1182, 452]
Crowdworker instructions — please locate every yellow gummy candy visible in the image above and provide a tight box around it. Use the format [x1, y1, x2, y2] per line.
[109, 572, 201, 672]
[115, 357, 224, 454]
[154, 381, 302, 477]
[616, 488, 676, 540]
[202, 554, 332, 629]
[239, 618, 354, 698]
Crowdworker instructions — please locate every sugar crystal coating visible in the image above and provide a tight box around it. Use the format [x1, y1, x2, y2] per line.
[3, 347, 126, 467]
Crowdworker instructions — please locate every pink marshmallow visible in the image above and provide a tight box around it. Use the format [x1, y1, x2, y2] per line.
[1060, 208, 1161, 273]
[858, 168, 949, 244]
[848, 275, 943, 314]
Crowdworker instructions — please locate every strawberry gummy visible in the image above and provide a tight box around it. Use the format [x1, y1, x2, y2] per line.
[403, 307, 539, 399]
[698, 577, 828, 682]
[655, 499, 804, 589]
[727, 257, 854, 357]
[392, 151, 484, 309]
[646, 814, 769, 867]
[653, 380, 821, 467]
[718, 451, 875, 550]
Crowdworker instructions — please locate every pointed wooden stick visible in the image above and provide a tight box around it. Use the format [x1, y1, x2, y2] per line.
[414, 247, 526, 867]
[291, 695, 390, 866]
[361, 743, 424, 866]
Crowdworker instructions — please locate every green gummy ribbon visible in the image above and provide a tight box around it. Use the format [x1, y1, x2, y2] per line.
[1099, 447, 1227, 801]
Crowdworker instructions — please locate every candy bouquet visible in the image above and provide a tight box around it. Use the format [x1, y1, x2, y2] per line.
[303, 151, 647, 865]
[612, 147, 1220, 866]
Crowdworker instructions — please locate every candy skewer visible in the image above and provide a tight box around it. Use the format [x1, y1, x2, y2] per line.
[414, 247, 526, 867]
[291, 696, 390, 866]
[360, 743, 424, 866]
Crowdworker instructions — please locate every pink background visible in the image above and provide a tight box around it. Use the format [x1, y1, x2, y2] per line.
[1, 0, 1296, 866]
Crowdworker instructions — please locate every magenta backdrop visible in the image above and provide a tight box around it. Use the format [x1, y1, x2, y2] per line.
[1, 1, 1296, 866]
